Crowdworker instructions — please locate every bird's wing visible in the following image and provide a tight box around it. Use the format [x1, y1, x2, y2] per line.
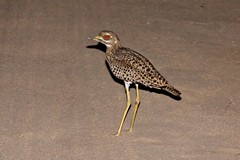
[114, 47, 157, 74]
[112, 48, 168, 88]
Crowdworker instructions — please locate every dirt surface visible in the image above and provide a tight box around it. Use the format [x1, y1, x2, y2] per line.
[1, 0, 240, 160]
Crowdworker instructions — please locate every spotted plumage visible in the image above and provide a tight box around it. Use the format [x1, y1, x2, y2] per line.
[89, 30, 181, 136]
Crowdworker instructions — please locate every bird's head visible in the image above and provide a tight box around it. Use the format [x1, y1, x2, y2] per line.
[89, 30, 122, 49]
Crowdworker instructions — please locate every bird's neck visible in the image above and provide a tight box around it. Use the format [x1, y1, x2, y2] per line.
[106, 42, 122, 54]
[105, 43, 122, 63]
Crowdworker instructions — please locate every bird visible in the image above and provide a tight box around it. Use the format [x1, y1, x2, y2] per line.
[89, 30, 181, 136]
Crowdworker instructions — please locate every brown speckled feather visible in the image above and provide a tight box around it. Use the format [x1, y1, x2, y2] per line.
[107, 47, 181, 96]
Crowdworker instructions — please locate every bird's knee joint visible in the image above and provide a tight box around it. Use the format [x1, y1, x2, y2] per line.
[135, 100, 140, 105]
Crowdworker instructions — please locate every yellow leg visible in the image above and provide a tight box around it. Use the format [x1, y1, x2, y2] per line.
[129, 84, 140, 132]
[116, 82, 131, 136]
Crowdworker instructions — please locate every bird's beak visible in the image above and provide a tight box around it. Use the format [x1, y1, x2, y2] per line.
[88, 36, 101, 42]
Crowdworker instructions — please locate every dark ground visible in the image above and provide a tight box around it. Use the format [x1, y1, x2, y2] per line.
[1, 0, 240, 160]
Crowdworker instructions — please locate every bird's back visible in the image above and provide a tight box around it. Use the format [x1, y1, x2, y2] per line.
[106, 47, 181, 96]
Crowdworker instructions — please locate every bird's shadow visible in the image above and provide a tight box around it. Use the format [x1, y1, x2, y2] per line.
[86, 43, 181, 101]
[86, 42, 106, 53]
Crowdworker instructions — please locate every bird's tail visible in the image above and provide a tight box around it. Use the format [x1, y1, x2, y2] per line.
[162, 84, 181, 97]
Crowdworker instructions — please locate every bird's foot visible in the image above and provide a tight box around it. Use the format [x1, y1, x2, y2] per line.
[115, 132, 121, 137]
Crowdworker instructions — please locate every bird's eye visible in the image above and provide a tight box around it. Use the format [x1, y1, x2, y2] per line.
[103, 35, 111, 40]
